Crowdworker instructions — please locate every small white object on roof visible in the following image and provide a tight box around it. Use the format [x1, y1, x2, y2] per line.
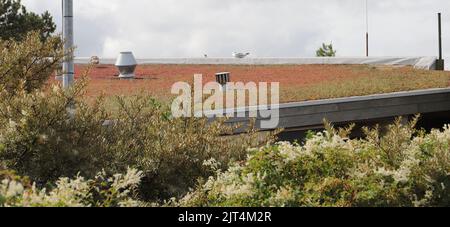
[115, 51, 138, 79]
[90, 56, 100, 65]
[233, 52, 250, 59]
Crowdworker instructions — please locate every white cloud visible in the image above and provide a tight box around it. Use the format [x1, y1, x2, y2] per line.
[22, 0, 450, 69]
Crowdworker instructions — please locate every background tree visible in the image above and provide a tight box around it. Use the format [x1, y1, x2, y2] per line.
[316, 42, 337, 57]
[0, 0, 56, 41]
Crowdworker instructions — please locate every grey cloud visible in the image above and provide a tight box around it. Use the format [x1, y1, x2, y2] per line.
[22, 0, 450, 69]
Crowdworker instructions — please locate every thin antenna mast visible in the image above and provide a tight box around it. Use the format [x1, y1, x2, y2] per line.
[365, 0, 369, 57]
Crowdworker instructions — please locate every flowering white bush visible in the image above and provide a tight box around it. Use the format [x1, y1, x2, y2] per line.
[0, 168, 143, 207]
[178, 118, 450, 207]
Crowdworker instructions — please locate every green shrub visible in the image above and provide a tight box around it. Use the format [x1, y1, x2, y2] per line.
[0, 78, 112, 184]
[0, 31, 65, 94]
[177, 117, 450, 207]
[0, 167, 143, 207]
[100, 94, 278, 201]
[0, 76, 277, 202]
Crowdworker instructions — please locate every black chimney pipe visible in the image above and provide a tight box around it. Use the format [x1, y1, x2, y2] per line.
[437, 13, 445, 70]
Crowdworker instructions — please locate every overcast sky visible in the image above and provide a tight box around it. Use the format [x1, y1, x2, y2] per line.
[23, 0, 449, 68]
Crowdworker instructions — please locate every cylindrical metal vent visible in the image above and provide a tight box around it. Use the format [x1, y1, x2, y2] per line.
[115, 52, 138, 78]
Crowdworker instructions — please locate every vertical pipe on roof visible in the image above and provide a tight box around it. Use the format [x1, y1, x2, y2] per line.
[365, 0, 369, 57]
[62, 0, 74, 88]
[437, 13, 445, 71]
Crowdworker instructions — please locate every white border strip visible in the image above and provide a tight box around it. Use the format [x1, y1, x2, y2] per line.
[75, 57, 438, 70]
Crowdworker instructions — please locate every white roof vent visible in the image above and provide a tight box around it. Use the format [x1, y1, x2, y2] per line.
[115, 51, 138, 79]
[232, 52, 250, 59]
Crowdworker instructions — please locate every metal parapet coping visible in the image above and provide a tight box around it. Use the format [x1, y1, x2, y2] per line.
[75, 57, 438, 70]
[204, 87, 450, 132]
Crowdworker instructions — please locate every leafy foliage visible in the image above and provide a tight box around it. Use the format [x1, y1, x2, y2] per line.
[104, 94, 277, 201]
[0, 75, 277, 203]
[0, 77, 111, 185]
[0, 0, 56, 41]
[0, 31, 66, 94]
[177, 117, 450, 207]
[316, 42, 336, 57]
